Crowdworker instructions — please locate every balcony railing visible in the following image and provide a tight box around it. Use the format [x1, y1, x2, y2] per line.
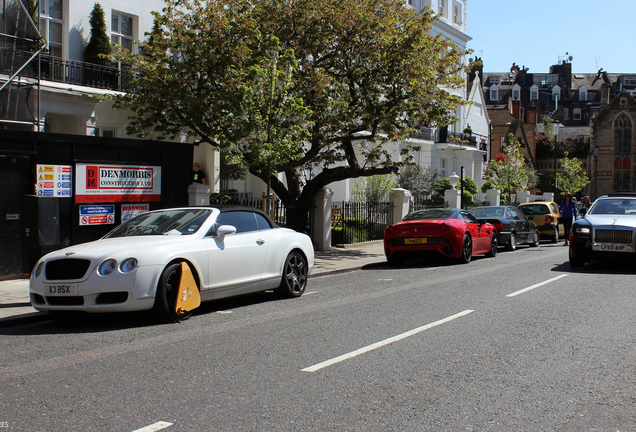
[0, 50, 134, 92]
[409, 127, 435, 141]
[443, 130, 478, 147]
[39, 53, 134, 92]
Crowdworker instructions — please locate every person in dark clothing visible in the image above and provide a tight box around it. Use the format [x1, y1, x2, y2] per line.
[559, 192, 577, 245]
[193, 163, 206, 185]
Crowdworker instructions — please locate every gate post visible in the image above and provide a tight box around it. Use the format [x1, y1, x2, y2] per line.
[312, 187, 334, 251]
[389, 188, 411, 224]
[486, 189, 501, 206]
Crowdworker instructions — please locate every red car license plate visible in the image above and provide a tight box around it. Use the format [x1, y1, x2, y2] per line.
[405, 238, 427, 245]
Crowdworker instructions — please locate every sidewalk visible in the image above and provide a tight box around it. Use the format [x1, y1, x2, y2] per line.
[0, 241, 386, 326]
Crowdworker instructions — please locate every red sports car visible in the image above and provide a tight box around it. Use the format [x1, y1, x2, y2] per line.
[384, 208, 498, 264]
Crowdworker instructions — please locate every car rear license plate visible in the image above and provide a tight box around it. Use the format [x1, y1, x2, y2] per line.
[405, 238, 427, 245]
[592, 243, 633, 252]
[47, 285, 77, 295]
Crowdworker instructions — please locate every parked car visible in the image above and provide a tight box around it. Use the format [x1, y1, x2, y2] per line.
[569, 194, 636, 268]
[383, 208, 497, 265]
[518, 201, 561, 243]
[30, 206, 314, 320]
[469, 206, 539, 250]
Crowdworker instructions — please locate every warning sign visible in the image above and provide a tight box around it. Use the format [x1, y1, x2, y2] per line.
[36, 165, 72, 197]
[79, 205, 115, 226]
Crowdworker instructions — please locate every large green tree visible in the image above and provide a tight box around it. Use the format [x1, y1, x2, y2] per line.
[556, 151, 590, 195]
[111, 0, 467, 229]
[486, 134, 536, 204]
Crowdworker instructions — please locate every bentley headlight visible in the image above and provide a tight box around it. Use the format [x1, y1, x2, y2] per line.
[119, 258, 138, 273]
[33, 261, 45, 278]
[98, 259, 117, 276]
[575, 227, 590, 235]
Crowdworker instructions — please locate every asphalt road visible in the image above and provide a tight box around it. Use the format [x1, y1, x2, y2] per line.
[1, 243, 635, 431]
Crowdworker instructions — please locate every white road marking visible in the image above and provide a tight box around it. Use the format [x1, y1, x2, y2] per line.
[302, 310, 475, 372]
[132, 421, 173, 432]
[216, 310, 233, 314]
[506, 274, 569, 298]
[304, 291, 319, 296]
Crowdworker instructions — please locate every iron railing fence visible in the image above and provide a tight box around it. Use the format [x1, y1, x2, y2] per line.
[331, 201, 394, 245]
[39, 53, 134, 91]
[227, 195, 313, 235]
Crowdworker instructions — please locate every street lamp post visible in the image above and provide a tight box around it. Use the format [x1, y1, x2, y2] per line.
[593, 145, 599, 199]
[551, 120, 560, 195]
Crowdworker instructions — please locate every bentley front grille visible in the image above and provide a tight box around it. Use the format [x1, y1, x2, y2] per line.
[45, 259, 92, 280]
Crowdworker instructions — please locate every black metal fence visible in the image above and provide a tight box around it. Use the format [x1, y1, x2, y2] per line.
[39, 53, 134, 91]
[331, 201, 394, 246]
[224, 194, 314, 235]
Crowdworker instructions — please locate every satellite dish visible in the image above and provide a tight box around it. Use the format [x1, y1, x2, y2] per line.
[568, 55, 573, 61]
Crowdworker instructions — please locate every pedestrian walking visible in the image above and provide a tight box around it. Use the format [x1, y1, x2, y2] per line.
[559, 193, 577, 245]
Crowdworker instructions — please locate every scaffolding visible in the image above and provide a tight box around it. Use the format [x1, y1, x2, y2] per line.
[0, 0, 45, 130]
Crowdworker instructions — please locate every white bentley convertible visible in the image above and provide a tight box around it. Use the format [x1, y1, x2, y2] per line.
[30, 206, 314, 320]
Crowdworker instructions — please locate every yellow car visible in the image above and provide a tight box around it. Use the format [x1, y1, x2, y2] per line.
[518, 201, 561, 243]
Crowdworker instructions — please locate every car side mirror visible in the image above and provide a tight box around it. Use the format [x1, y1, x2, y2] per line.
[216, 224, 237, 240]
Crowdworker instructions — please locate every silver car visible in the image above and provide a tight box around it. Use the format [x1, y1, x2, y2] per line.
[569, 194, 636, 268]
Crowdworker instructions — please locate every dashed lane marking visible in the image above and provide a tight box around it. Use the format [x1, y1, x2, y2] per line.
[302, 310, 475, 372]
[132, 421, 172, 432]
[506, 274, 569, 298]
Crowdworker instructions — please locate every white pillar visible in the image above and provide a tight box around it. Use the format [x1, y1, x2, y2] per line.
[312, 187, 334, 252]
[188, 183, 211, 206]
[516, 190, 530, 204]
[486, 189, 501, 206]
[389, 188, 411, 224]
[445, 189, 461, 209]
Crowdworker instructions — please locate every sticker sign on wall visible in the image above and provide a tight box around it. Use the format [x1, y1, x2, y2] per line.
[79, 205, 115, 226]
[122, 204, 149, 222]
[36, 165, 72, 197]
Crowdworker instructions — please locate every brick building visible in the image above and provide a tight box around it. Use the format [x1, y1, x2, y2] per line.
[590, 89, 636, 197]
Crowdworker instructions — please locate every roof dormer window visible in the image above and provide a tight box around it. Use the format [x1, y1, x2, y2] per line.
[512, 84, 521, 101]
[489, 76, 501, 84]
[552, 85, 561, 102]
[579, 86, 587, 101]
[530, 85, 539, 100]
[490, 85, 499, 101]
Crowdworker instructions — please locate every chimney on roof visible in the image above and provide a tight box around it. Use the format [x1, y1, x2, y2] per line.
[562, 61, 572, 89]
[601, 83, 610, 106]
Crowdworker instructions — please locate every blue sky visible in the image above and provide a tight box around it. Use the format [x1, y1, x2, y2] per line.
[467, 0, 635, 74]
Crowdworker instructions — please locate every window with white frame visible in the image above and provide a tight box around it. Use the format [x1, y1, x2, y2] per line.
[39, 0, 63, 57]
[489, 75, 501, 84]
[573, 108, 582, 121]
[111, 12, 135, 52]
[530, 85, 538, 100]
[490, 85, 498, 101]
[579, 86, 587, 101]
[438, 0, 446, 18]
[453, 2, 461, 24]
[440, 159, 447, 177]
[512, 84, 521, 101]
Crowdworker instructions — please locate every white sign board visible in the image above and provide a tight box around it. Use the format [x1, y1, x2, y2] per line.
[75, 164, 161, 203]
